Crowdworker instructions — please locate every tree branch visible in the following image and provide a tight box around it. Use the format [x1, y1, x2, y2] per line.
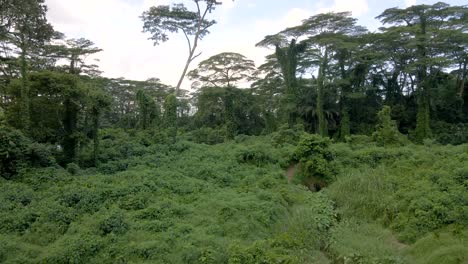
[181, 28, 192, 55]
[191, 52, 203, 62]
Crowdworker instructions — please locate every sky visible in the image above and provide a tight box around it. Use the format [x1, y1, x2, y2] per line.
[44, 0, 465, 89]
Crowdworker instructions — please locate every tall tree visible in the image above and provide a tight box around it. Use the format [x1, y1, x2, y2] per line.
[257, 34, 306, 127]
[377, 2, 468, 142]
[0, 0, 54, 130]
[56, 38, 103, 76]
[288, 12, 367, 136]
[86, 87, 111, 166]
[141, 0, 226, 92]
[188, 52, 256, 88]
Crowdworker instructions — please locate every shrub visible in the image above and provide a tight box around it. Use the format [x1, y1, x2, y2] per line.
[432, 121, 468, 145]
[293, 134, 334, 189]
[372, 106, 409, 146]
[271, 124, 304, 146]
[344, 135, 374, 146]
[189, 127, 226, 145]
[236, 145, 277, 166]
[66, 162, 81, 175]
[0, 126, 55, 179]
[42, 234, 102, 263]
[99, 212, 129, 236]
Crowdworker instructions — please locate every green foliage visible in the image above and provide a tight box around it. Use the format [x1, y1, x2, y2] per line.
[293, 134, 334, 189]
[188, 52, 256, 88]
[0, 129, 467, 263]
[271, 124, 304, 146]
[99, 211, 129, 236]
[372, 106, 408, 146]
[164, 94, 178, 142]
[188, 127, 226, 145]
[432, 121, 468, 145]
[0, 126, 54, 179]
[413, 99, 432, 144]
[407, 231, 468, 264]
[66, 162, 81, 175]
[328, 219, 407, 264]
[194, 86, 265, 138]
[1, 2, 468, 262]
[236, 145, 277, 166]
[136, 89, 159, 130]
[339, 109, 351, 141]
[328, 143, 468, 243]
[0, 107, 5, 125]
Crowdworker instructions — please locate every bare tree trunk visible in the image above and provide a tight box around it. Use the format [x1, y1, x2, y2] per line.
[458, 59, 466, 98]
[175, 48, 195, 92]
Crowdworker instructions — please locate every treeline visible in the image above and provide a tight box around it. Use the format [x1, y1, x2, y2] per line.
[1, 1, 467, 172]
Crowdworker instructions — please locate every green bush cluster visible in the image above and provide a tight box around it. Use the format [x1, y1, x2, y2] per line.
[432, 121, 468, 145]
[0, 126, 55, 179]
[187, 127, 226, 145]
[327, 142, 468, 263]
[293, 134, 334, 189]
[372, 106, 409, 146]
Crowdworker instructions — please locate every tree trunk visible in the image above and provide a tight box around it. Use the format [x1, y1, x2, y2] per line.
[458, 59, 467, 98]
[175, 49, 195, 93]
[317, 49, 328, 137]
[414, 14, 431, 142]
[63, 98, 79, 164]
[92, 107, 100, 167]
[19, 37, 30, 131]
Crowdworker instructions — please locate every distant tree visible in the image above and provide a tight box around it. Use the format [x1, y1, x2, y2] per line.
[141, 0, 227, 92]
[103, 78, 172, 128]
[289, 12, 367, 137]
[54, 38, 103, 76]
[257, 35, 306, 127]
[0, 0, 54, 130]
[377, 2, 468, 142]
[188, 52, 256, 88]
[136, 89, 159, 130]
[86, 87, 111, 166]
[194, 86, 264, 136]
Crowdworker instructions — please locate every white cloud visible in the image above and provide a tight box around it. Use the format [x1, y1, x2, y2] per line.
[44, 0, 370, 90]
[45, 0, 248, 90]
[405, 0, 417, 7]
[317, 0, 369, 17]
[254, 8, 313, 37]
[44, 0, 203, 89]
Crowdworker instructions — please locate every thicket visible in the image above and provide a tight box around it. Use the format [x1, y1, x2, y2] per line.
[0, 129, 466, 263]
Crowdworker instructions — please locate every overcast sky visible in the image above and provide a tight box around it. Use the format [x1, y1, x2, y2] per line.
[44, 0, 464, 89]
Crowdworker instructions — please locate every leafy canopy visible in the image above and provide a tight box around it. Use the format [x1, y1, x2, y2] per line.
[188, 52, 256, 88]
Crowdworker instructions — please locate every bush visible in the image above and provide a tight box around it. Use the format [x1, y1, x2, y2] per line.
[42, 234, 102, 263]
[293, 134, 334, 189]
[271, 124, 304, 146]
[189, 127, 226, 145]
[372, 106, 409, 146]
[344, 135, 374, 146]
[66, 162, 81, 175]
[0, 126, 55, 179]
[432, 121, 468, 145]
[236, 145, 277, 166]
[99, 212, 129, 236]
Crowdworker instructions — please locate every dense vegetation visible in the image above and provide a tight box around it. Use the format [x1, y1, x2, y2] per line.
[1, 129, 467, 263]
[0, 0, 467, 263]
